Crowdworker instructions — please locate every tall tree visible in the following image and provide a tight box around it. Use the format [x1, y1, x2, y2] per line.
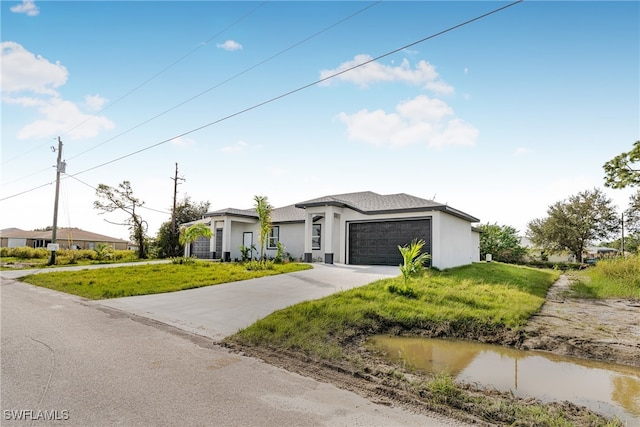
[527, 188, 619, 262]
[478, 223, 527, 264]
[254, 195, 272, 261]
[625, 190, 640, 234]
[155, 196, 210, 258]
[603, 141, 640, 189]
[94, 181, 148, 259]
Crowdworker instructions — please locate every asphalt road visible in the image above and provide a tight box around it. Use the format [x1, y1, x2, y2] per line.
[1, 273, 464, 427]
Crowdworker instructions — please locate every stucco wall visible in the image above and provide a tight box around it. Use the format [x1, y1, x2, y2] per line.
[436, 212, 475, 269]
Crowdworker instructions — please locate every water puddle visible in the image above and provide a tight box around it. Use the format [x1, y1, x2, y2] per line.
[367, 336, 640, 424]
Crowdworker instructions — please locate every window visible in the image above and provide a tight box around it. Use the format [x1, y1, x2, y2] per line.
[312, 224, 321, 250]
[267, 226, 279, 249]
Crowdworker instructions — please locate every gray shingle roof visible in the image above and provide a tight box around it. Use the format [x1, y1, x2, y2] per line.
[295, 191, 478, 222]
[204, 205, 306, 223]
[202, 191, 479, 224]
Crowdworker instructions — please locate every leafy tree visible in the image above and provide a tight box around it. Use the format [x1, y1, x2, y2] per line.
[254, 195, 272, 261]
[478, 223, 527, 264]
[603, 141, 640, 189]
[94, 181, 148, 259]
[155, 196, 210, 258]
[527, 188, 619, 262]
[179, 223, 213, 257]
[625, 190, 640, 235]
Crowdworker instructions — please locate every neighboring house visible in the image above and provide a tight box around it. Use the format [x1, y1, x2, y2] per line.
[184, 191, 480, 270]
[519, 236, 576, 263]
[0, 228, 130, 251]
[584, 246, 618, 260]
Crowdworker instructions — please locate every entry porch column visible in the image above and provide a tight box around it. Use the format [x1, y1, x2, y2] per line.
[303, 213, 313, 263]
[222, 218, 231, 262]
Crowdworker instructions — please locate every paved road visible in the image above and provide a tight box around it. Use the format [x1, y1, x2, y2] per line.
[1, 274, 464, 426]
[98, 263, 398, 341]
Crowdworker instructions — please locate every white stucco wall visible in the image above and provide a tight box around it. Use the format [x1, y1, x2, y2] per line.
[471, 230, 480, 263]
[207, 205, 477, 267]
[436, 212, 476, 269]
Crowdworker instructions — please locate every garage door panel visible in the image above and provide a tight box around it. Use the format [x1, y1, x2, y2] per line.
[348, 219, 431, 266]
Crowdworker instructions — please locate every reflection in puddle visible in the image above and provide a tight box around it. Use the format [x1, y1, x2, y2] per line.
[367, 336, 640, 424]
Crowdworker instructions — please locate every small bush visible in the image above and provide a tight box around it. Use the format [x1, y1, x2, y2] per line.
[2, 246, 49, 259]
[172, 256, 197, 265]
[245, 259, 275, 271]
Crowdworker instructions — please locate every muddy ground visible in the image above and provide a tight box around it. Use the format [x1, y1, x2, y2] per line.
[226, 274, 640, 425]
[520, 274, 640, 368]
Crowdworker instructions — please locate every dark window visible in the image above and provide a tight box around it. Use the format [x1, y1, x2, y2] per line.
[267, 226, 279, 249]
[312, 224, 321, 250]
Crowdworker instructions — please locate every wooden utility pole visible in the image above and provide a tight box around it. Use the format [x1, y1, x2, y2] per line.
[170, 163, 185, 255]
[48, 137, 64, 265]
[621, 212, 625, 256]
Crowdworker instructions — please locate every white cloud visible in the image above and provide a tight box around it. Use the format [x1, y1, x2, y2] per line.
[320, 55, 454, 94]
[337, 95, 478, 148]
[83, 94, 108, 112]
[2, 42, 114, 141]
[17, 97, 114, 140]
[217, 40, 243, 51]
[1, 41, 67, 95]
[221, 140, 248, 153]
[10, 0, 39, 16]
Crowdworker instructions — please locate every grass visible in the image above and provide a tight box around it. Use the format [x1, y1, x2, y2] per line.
[19, 261, 312, 299]
[228, 262, 560, 360]
[227, 262, 627, 426]
[571, 255, 640, 299]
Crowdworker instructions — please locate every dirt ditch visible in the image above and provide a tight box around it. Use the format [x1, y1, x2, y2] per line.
[520, 274, 640, 368]
[226, 274, 640, 425]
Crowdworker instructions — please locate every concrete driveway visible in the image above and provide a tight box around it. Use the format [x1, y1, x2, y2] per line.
[97, 263, 398, 341]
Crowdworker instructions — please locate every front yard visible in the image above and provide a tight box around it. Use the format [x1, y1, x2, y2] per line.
[18, 261, 311, 299]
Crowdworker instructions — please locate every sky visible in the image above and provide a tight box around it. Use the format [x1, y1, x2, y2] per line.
[1, 0, 639, 242]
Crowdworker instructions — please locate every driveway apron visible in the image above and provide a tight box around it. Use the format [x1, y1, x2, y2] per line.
[97, 263, 398, 341]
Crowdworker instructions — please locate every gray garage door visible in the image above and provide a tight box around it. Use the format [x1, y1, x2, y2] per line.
[191, 236, 211, 259]
[348, 219, 431, 266]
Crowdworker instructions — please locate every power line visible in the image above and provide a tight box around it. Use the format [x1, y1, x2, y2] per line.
[2, 2, 269, 170]
[66, 1, 382, 162]
[1, 0, 523, 202]
[71, 0, 523, 176]
[65, 174, 172, 214]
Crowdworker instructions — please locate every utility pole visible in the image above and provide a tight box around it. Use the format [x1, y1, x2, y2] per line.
[170, 163, 185, 256]
[621, 212, 625, 256]
[48, 137, 64, 265]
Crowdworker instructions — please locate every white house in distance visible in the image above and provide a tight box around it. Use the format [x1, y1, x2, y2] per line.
[184, 191, 481, 270]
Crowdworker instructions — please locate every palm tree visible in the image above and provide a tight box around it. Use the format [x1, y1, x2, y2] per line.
[398, 239, 431, 284]
[254, 195, 272, 261]
[179, 223, 213, 257]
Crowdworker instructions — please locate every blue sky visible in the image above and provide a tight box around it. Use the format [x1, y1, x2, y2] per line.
[1, 0, 638, 242]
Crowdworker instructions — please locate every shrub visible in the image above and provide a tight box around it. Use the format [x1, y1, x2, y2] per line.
[172, 256, 197, 265]
[2, 246, 49, 259]
[274, 242, 287, 264]
[245, 259, 275, 271]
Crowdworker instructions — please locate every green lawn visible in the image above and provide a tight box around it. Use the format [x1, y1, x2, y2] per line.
[228, 262, 560, 360]
[20, 261, 312, 299]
